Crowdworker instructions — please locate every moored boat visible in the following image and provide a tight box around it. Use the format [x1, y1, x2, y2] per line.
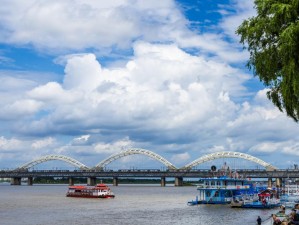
[188, 176, 256, 205]
[66, 183, 115, 198]
[230, 188, 280, 209]
[188, 163, 266, 205]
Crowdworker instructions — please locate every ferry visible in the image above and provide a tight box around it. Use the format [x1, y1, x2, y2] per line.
[66, 183, 115, 198]
[188, 163, 263, 205]
[188, 176, 256, 205]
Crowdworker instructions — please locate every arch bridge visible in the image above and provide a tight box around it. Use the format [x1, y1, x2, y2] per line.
[94, 148, 177, 170]
[16, 150, 276, 171]
[8, 150, 281, 187]
[17, 155, 89, 170]
[181, 151, 277, 171]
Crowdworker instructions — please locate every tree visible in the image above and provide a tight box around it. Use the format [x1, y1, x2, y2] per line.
[237, 0, 299, 122]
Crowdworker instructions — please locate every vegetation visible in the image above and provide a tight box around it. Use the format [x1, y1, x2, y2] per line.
[32, 177, 196, 185]
[237, 0, 299, 122]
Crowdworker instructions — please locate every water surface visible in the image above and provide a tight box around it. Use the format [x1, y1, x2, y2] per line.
[0, 184, 276, 225]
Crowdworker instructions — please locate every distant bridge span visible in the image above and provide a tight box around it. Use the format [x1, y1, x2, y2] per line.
[95, 148, 177, 170]
[16, 150, 277, 171]
[181, 151, 277, 171]
[17, 155, 90, 170]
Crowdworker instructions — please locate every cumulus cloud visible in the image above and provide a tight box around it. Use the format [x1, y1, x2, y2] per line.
[0, 0, 248, 64]
[1, 0, 299, 169]
[2, 41, 299, 169]
[0, 0, 184, 52]
[31, 137, 55, 149]
[0, 99, 43, 120]
[94, 137, 134, 154]
[14, 43, 249, 137]
[0, 136, 22, 151]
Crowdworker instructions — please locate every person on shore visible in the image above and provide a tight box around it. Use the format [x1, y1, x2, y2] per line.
[272, 214, 281, 225]
[257, 216, 262, 225]
[288, 210, 299, 225]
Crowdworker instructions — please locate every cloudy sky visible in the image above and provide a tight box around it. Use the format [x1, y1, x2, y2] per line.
[0, 0, 298, 170]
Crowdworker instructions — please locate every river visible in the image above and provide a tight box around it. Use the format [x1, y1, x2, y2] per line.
[0, 183, 277, 225]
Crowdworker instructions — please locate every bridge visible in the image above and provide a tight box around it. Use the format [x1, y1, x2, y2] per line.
[0, 148, 296, 186]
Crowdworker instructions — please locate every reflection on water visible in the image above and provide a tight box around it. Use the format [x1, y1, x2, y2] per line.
[0, 183, 277, 225]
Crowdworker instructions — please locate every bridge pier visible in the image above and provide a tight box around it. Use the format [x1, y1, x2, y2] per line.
[175, 177, 183, 186]
[87, 177, 96, 186]
[68, 177, 74, 186]
[27, 177, 33, 185]
[275, 178, 282, 188]
[268, 178, 272, 188]
[11, 177, 21, 185]
[113, 177, 118, 186]
[161, 177, 166, 187]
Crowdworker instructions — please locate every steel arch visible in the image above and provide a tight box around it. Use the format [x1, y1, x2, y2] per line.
[17, 155, 90, 170]
[181, 151, 277, 171]
[95, 148, 177, 170]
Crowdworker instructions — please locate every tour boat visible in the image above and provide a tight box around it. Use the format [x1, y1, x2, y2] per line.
[66, 183, 115, 198]
[188, 176, 255, 205]
[187, 163, 265, 205]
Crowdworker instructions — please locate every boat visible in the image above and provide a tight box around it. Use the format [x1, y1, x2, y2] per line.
[66, 183, 115, 198]
[280, 185, 299, 209]
[188, 176, 256, 205]
[188, 163, 266, 205]
[230, 188, 280, 209]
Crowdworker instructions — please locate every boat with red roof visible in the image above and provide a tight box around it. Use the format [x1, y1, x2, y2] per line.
[66, 183, 115, 198]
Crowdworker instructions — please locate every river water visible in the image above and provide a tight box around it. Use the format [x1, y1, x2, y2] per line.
[0, 183, 277, 225]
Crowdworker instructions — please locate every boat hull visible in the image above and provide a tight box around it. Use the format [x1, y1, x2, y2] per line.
[66, 183, 115, 199]
[231, 201, 280, 209]
[66, 193, 115, 198]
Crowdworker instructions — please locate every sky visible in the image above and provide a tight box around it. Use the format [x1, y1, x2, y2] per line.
[0, 0, 299, 170]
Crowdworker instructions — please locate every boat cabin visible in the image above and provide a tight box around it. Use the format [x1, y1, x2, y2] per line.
[196, 176, 253, 204]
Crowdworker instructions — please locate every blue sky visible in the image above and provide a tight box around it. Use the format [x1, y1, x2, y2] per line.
[0, 0, 299, 170]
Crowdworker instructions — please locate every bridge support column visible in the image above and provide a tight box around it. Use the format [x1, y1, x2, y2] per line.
[87, 177, 96, 186]
[11, 177, 21, 185]
[113, 177, 118, 186]
[161, 177, 166, 187]
[275, 178, 282, 188]
[27, 177, 33, 185]
[175, 177, 183, 187]
[68, 177, 74, 186]
[268, 178, 272, 188]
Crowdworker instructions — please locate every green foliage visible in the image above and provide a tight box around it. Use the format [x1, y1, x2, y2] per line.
[237, 0, 299, 121]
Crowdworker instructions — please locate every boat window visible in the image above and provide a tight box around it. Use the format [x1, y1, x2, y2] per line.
[217, 181, 221, 186]
[214, 191, 219, 197]
[206, 191, 211, 197]
[224, 190, 232, 197]
[211, 181, 215, 186]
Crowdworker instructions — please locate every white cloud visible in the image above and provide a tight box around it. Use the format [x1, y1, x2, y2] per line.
[13, 43, 249, 136]
[0, 99, 43, 120]
[1, 0, 299, 169]
[0, 136, 22, 151]
[63, 54, 102, 91]
[249, 142, 281, 153]
[0, 0, 250, 64]
[0, 0, 184, 52]
[27, 82, 81, 105]
[94, 138, 134, 154]
[219, 0, 256, 41]
[31, 137, 55, 149]
[171, 152, 190, 165]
